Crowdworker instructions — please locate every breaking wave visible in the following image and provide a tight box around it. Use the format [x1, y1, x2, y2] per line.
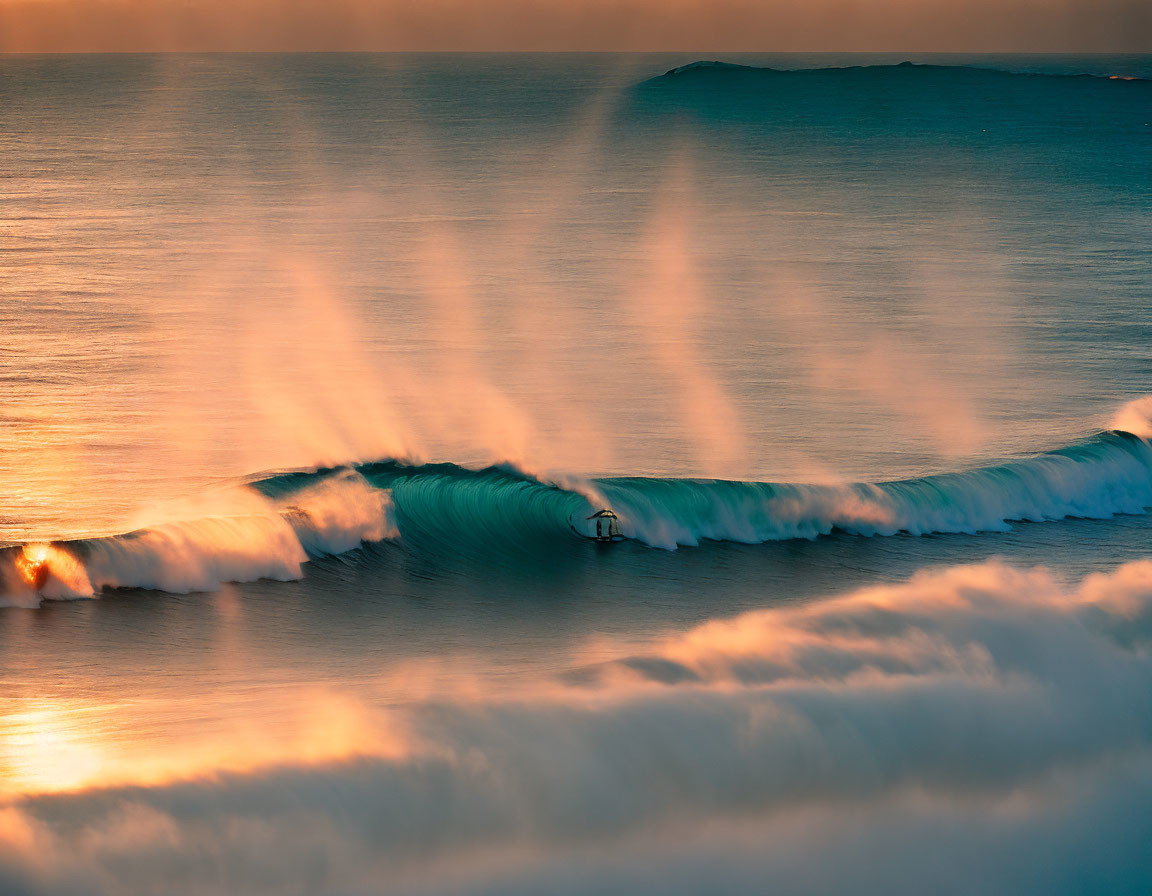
[4, 412, 1152, 603]
[599, 428, 1152, 548]
[0, 470, 396, 605]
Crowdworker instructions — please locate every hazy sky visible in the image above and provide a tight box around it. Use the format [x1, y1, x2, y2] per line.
[0, 0, 1149, 53]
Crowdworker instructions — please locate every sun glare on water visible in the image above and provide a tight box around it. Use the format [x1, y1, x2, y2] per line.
[14, 544, 51, 591]
[0, 705, 107, 796]
[10, 542, 93, 598]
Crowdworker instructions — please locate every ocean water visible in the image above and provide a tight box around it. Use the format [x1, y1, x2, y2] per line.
[1, 53, 1151, 894]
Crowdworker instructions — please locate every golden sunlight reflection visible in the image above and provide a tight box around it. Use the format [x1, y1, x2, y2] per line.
[0, 690, 413, 799]
[10, 543, 93, 599]
[15, 545, 50, 591]
[1, 704, 108, 796]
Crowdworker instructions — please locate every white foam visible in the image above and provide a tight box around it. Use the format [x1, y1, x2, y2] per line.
[2, 472, 396, 601]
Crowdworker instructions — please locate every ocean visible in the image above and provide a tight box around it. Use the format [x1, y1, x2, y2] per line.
[1, 53, 1151, 894]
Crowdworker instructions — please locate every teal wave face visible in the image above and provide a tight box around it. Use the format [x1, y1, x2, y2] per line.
[594, 431, 1152, 549]
[250, 427, 1152, 553]
[4, 430, 1152, 602]
[356, 461, 592, 554]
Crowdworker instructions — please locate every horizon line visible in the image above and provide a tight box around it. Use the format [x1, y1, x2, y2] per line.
[2, 49, 1148, 56]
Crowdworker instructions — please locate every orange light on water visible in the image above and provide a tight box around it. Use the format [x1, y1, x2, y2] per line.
[15, 544, 51, 591]
[1, 705, 107, 796]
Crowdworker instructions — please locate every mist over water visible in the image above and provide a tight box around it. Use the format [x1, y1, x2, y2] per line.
[1, 53, 1151, 894]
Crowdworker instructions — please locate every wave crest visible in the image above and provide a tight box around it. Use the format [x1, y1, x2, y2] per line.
[2, 471, 394, 604]
[5, 404, 1152, 601]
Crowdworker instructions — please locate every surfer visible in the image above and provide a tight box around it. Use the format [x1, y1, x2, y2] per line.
[587, 509, 624, 543]
[569, 509, 624, 543]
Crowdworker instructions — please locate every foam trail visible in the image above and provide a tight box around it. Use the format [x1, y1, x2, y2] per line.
[3, 557, 1152, 894]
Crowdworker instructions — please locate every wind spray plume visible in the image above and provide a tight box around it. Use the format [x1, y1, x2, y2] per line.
[758, 249, 1002, 464]
[242, 257, 418, 467]
[481, 77, 636, 473]
[629, 151, 749, 477]
[1111, 396, 1152, 440]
